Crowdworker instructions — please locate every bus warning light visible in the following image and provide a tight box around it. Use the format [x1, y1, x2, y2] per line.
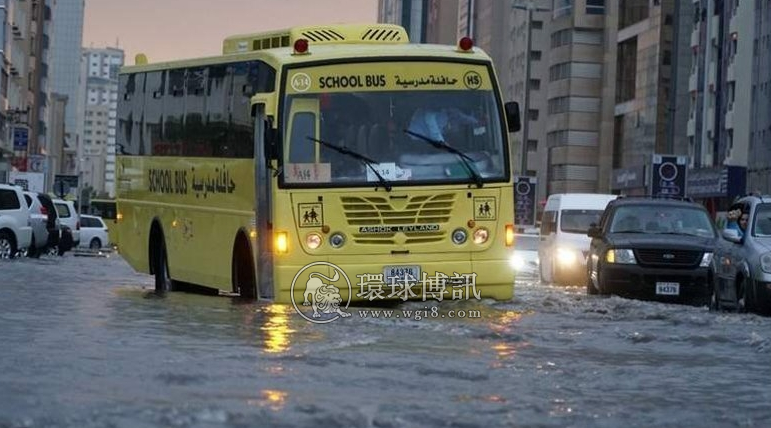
[293, 39, 309, 55]
[505, 224, 515, 246]
[458, 37, 474, 52]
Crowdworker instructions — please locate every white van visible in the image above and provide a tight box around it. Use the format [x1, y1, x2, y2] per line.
[539, 193, 617, 285]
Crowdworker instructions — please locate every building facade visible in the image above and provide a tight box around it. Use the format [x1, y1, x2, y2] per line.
[378, 0, 428, 42]
[82, 47, 123, 197]
[49, 0, 84, 178]
[747, 0, 771, 193]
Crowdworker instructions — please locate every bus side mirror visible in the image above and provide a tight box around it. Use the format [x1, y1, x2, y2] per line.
[505, 101, 521, 133]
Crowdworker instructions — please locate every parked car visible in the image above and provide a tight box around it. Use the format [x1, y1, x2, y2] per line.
[53, 199, 80, 248]
[586, 196, 717, 305]
[511, 233, 539, 280]
[711, 195, 771, 314]
[539, 193, 618, 285]
[0, 184, 33, 259]
[23, 191, 60, 257]
[78, 214, 110, 250]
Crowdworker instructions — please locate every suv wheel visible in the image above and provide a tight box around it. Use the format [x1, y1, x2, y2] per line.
[0, 231, 16, 259]
[89, 238, 102, 250]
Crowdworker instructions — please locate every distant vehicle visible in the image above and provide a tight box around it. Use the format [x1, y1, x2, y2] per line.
[88, 199, 118, 248]
[511, 233, 539, 279]
[539, 193, 617, 285]
[53, 199, 81, 248]
[0, 184, 33, 259]
[712, 195, 771, 314]
[79, 214, 110, 250]
[586, 197, 717, 305]
[22, 191, 60, 257]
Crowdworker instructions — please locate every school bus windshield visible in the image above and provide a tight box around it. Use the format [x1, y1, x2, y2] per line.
[281, 61, 508, 187]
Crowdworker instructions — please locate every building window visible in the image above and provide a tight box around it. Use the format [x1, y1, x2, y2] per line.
[527, 140, 538, 152]
[553, 0, 573, 18]
[619, 0, 649, 29]
[529, 109, 540, 121]
[529, 79, 541, 90]
[616, 37, 638, 103]
[586, 0, 605, 15]
[530, 50, 542, 61]
[551, 29, 572, 48]
[532, 20, 543, 30]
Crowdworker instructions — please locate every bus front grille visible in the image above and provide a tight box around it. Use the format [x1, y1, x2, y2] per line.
[341, 194, 455, 245]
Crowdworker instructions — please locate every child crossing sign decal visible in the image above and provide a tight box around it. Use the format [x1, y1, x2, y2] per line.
[299, 203, 323, 227]
[473, 197, 496, 220]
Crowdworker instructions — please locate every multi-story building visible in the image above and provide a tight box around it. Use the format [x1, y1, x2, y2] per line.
[685, 0, 750, 210]
[50, 0, 84, 178]
[425, 0, 459, 45]
[81, 47, 123, 197]
[546, 0, 611, 194]
[378, 0, 428, 42]
[747, 0, 771, 193]
[27, 0, 54, 170]
[509, 0, 550, 203]
[0, 0, 33, 181]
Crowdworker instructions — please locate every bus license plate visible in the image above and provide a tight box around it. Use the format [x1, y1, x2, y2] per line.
[383, 265, 421, 284]
[656, 282, 680, 296]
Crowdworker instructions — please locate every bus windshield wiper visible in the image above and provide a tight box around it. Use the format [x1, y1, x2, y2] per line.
[306, 136, 392, 192]
[403, 129, 483, 188]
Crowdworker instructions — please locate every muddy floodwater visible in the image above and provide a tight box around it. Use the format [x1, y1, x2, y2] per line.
[1, 254, 769, 427]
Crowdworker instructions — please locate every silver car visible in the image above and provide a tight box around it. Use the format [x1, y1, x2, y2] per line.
[712, 195, 771, 315]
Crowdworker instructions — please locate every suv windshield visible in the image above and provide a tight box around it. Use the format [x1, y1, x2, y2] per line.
[560, 209, 604, 234]
[609, 205, 716, 237]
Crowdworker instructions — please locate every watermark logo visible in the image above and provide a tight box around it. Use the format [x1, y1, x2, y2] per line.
[291, 262, 352, 324]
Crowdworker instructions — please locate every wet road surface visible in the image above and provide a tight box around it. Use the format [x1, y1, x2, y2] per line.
[1, 254, 770, 427]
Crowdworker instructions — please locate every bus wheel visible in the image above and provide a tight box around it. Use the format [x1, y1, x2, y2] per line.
[155, 241, 173, 293]
[232, 235, 257, 300]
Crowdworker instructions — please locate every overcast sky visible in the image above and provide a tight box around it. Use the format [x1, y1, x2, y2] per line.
[83, 0, 379, 65]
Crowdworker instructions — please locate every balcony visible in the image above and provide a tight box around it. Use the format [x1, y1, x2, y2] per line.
[725, 103, 734, 129]
[691, 26, 700, 48]
[727, 58, 735, 82]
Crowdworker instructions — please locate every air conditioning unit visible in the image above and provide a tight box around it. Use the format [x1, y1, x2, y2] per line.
[9, 67, 19, 76]
[11, 24, 22, 39]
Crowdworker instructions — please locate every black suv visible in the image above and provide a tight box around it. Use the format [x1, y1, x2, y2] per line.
[585, 197, 718, 305]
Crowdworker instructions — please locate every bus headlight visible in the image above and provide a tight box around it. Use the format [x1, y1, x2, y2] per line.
[275, 232, 288, 254]
[473, 228, 489, 244]
[306, 233, 322, 249]
[505, 224, 515, 247]
[452, 228, 467, 244]
[330, 233, 346, 248]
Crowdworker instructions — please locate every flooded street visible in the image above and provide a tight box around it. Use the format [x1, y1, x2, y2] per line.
[1, 254, 770, 427]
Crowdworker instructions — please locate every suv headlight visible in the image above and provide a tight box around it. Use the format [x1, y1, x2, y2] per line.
[700, 252, 713, 267]
[760, 252, 771, 273]
[605, 249, 636, 264]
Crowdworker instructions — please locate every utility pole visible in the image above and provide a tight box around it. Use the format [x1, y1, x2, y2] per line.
[512, 1, 549, 175]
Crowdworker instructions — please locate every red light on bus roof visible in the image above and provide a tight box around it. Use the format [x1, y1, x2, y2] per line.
[294, 39, 309, 54]
[458, 37, 474, 51]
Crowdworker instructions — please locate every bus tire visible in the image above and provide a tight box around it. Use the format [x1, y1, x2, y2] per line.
[154, 240, 173, 293]
[232, 233, 257, 300]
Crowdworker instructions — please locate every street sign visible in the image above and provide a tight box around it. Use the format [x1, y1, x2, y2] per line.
[8, 171, 45, 193]
[53, 174, 79, 199]
[650, 154, 688, 199]
[514, 176, 537, 227]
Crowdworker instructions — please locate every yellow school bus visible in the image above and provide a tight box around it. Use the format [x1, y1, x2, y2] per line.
[115, 23, 521, 303]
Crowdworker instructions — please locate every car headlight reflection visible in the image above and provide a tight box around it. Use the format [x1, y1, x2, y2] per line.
[510, 254, 525, 270]
[700, 252, 713, 267]
[605, 248, 636, 264]
[760, 252, 771, 273]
